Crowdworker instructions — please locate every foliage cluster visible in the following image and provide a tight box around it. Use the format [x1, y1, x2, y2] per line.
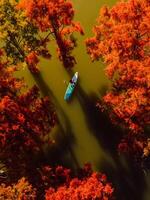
[86, 0, 150, 161]
[0, 0, 149, 199]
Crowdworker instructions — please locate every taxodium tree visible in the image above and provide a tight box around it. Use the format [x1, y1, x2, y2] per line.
[0, 164, 114, 200]
[0, 49, 57, 182]
[0, 177, 36, 200]
[86, 0, 150, 162]
[45, 164, 114, 200]
[17, 0, 84, 69]
[0, 0, 52, 73]
[45, 173, 114, 200]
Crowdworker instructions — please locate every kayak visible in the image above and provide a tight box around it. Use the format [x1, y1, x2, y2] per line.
[64, 72, 78, 100]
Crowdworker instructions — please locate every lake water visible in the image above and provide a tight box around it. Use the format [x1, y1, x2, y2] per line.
[19, 0, 116, 170]
[18, 0, 150, 199]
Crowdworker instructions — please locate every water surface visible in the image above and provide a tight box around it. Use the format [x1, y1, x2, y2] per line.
[18, 1, 150, 199]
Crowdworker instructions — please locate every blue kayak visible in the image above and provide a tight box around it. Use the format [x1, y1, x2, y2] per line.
[64, 72, 78, 100]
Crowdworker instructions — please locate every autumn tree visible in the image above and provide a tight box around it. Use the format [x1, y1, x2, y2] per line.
[0, 163, 115, 200]
[0, 177, 36, 200]
[45, 164, 114, 200]
[0, 0, 84, 72]
[0, 2, 117, 199]
[0, 0, 52, 73]
[0, 0, 82, 186]
[17, 0, 84, 69]
[86, 0, 150, 164]
[0, 49, 57, 183]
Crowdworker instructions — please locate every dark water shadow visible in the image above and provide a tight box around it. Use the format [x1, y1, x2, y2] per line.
[101, 156, 147, 200]
[32, 71, 147, 199]
[76, 84, 121, 155]
[66, 70, 147, 200]
[77, 86, 147, 200]
[31, 73, 80, 170]
[66, 71, 120, 153]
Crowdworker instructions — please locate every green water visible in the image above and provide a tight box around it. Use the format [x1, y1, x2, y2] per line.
[17, 0, 149, 199]
[19, 0, 117, 170]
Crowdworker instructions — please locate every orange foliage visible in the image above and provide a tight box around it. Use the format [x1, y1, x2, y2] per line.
[143, 139, 150, 157]
[45, 172, 114, 200]
[0, 177, 36, 200]
[17, 0, 74, 31]
[0, 50, 24, 93]
[86, 0, 150, 161]
[25, 51, 40, 73]
[17, 0, 84, 69]
[0, 164, 115, 200]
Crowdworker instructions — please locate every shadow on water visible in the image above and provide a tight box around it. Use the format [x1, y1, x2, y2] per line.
[32, 73, 80, 170]
[101, 156, 147, 200]
[70, 78, 146, 200]
[76, 83, 121, 156]
[67, 70, 120, 153]
[33, 71, 147, 199]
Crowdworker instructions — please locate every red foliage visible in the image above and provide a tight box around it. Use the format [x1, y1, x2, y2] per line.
[0, 50, 57, 182]
[86, 0, 150, 161]
[35, 164, 72, 194]
[25, 51, 40, 73]
[0, 86, 56, 153]
[0, 164, 115, 200]
[17, 0, 84, 69]
[45, 172, 114, 200]
[43, 164, 114, 200]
